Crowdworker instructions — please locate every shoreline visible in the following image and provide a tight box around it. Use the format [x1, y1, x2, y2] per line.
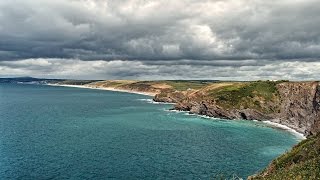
[262, 120, 306, 140]
[47, 83, 306, 140]
[46, 83, 155, 96]
[167, 109, 306, 140]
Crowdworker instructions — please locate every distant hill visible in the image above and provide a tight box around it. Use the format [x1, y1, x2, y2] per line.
[0, 76, 64, 83]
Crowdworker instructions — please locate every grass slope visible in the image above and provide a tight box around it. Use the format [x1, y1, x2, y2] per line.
[161, 80, 213, 91]
[208, 81, 281, 113]
[89, 80, 212, 91]
[251, 133, 320, 180]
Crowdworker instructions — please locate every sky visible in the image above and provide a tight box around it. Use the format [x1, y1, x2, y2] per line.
[0, 0, 320, 80]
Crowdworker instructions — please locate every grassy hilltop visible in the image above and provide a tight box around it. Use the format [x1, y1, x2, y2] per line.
[80, 80, 217, 95]
[88, 80, 215, 91]
[208, 81, 284, 114]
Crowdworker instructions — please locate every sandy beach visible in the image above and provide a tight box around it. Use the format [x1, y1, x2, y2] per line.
[46, 83, 156, 96]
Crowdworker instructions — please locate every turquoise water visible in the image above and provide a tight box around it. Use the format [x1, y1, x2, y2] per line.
[0, 84, 299, 179]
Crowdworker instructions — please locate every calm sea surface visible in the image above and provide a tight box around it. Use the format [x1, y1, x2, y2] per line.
[0, 83, 299, 179]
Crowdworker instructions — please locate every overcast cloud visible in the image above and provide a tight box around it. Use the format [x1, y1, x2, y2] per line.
[0, 0, 319, 80]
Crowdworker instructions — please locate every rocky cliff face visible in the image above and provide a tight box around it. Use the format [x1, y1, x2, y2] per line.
[276, 82, 320, 135]
[154, 81, 320, 136]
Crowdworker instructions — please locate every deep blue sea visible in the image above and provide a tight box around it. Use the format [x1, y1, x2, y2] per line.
[0, 83, 299, 179]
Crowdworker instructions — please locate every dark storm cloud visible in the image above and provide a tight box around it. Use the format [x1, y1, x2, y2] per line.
[1, 0, 320, 62]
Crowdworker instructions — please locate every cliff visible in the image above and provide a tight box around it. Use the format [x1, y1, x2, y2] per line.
[154, 81, 320, 136]
[153, 80, 320, 179]
[276, 82, 320, 135]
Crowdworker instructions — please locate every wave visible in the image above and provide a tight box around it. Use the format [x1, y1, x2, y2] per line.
[164, 109, 306, 140]
[137, 99, 175, 105]
[262, 120, 306, 140]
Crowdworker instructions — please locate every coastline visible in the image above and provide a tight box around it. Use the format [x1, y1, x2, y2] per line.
[46, 83, 155, 96]
[167, 109, 306, 140]
[261, 120, 306, 140]
[47, 83, 306, 140]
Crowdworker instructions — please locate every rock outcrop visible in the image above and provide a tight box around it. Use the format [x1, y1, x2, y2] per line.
[153, 91, 186, 103]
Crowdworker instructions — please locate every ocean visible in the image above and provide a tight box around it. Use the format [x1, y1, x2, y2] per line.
[0, 83, 299, 179]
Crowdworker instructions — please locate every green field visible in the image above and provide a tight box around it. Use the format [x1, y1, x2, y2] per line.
[160, 80, 213, 91]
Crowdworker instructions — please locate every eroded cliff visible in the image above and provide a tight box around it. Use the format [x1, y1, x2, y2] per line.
[276, 82, 320, 135]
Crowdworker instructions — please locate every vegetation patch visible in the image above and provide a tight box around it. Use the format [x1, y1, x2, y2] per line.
[251, 133, 320, 180]
[59, 80, 100, 85]
[161, 80, 214, 91]
[208, 81, 280, 112]
[89, 80, 137, 87]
